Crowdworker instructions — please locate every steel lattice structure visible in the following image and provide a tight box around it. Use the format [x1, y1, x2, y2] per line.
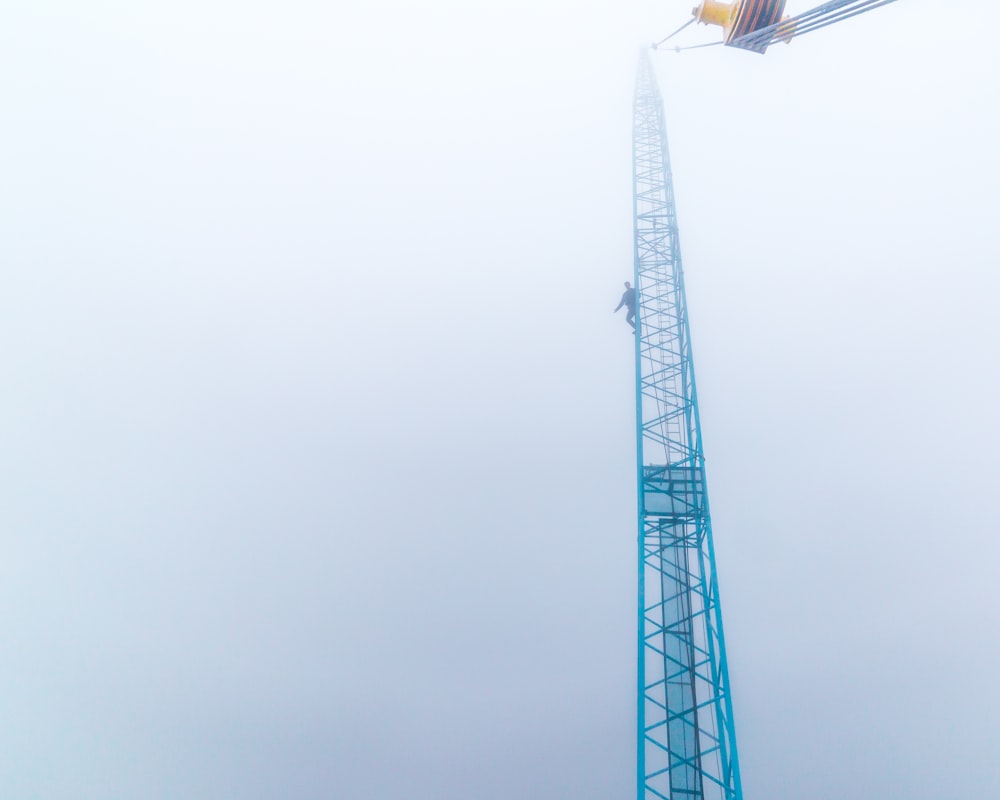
[632, 50, 743, 800]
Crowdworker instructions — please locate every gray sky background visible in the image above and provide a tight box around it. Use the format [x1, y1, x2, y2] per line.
[1, 1, 998, 798]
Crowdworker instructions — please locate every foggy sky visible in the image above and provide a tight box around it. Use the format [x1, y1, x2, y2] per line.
[1, 1, 998, 798]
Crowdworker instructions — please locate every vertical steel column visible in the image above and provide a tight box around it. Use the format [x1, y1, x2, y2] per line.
[632, 49, 743, 800]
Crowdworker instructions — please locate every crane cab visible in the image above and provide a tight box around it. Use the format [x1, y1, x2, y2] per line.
[692, 0, 796, 53]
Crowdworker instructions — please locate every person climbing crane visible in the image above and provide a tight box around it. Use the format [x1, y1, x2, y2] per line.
[614, 281, 637, 331]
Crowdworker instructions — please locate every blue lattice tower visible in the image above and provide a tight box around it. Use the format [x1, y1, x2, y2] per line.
[632, 50, 743, 800]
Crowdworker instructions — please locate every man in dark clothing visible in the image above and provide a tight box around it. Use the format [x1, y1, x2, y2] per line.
[614, 281, 637, 331]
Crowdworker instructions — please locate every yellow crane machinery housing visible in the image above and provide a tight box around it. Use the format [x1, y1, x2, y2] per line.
[692, 1, 796, 53]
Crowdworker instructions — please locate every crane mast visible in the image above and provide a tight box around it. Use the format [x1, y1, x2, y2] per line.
[632, 50, 743, 800]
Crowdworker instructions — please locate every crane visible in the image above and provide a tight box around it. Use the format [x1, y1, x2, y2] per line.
[631, 5, 901, 800]
[655, 0, 901, 54]
[632, 49, 741, 800]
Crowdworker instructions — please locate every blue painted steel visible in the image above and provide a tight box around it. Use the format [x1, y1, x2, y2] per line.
[632, 49, 743, 800]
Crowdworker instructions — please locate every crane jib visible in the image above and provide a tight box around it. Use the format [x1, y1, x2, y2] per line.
[686, 0, 901, 54]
